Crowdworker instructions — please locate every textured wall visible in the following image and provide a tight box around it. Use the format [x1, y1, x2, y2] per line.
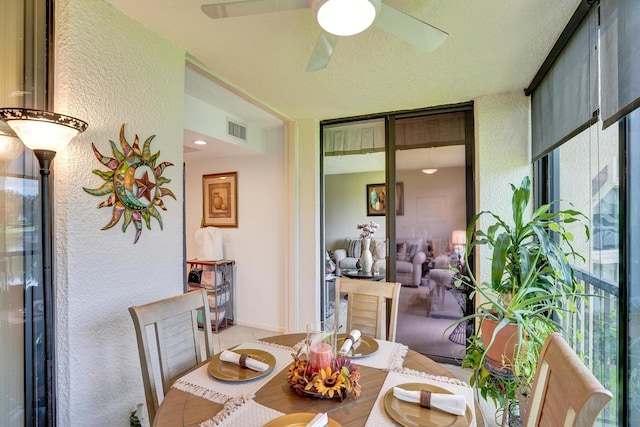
[474, 91, 532, 284]
[54, 0, 185, 425]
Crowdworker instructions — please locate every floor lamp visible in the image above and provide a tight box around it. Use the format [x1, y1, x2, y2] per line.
[0, 108, 87, 426]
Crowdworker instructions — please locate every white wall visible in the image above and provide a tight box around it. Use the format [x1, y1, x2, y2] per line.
[184, 127, 286, 332]
[324, 170, 386, 251]
[54, 0, 185, 425]
[324, 167, 466, 254]
[396, 167, 466, 252]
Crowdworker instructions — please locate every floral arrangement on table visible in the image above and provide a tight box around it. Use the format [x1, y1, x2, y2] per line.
[287, 350, 362, 400]
[357, 221, 379, 239]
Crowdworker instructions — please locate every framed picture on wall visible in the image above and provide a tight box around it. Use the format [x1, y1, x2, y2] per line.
[203, 172, 238, 227]
[367, 182, 404, 216]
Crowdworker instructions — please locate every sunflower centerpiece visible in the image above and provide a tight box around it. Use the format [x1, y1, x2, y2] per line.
[286, 349, 362, 401]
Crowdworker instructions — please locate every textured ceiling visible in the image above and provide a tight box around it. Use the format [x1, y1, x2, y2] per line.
[103, 0, 580, 122]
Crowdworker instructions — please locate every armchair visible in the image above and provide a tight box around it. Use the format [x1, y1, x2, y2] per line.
[395, 239, 426, 287]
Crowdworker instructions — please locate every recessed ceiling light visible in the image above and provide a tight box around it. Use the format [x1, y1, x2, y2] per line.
[193, 140, 207, 145]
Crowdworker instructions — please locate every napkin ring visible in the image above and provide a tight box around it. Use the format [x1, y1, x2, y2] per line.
[239, 353, 249, 368]
[346, 334, 357, 343]
[419, 390, 432, 409]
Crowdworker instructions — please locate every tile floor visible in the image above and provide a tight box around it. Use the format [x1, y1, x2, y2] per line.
[208, 324, 501, 426]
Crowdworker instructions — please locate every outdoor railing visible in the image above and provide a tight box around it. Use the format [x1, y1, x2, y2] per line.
[559, 267, 618, 426]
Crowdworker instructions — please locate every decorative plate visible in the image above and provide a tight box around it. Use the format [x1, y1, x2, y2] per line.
[207, 349, 275, 382]
[337, 333, 379, 358]
[383, 383, 472, 427]
[264, 413, 342, 427]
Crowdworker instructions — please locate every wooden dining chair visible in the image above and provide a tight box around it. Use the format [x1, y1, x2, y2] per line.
[523, 332, 613, 427]
[128, 289, 215, 423]
[335, 277, 401, 341]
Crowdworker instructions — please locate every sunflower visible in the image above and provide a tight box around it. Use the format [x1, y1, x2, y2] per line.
[83, 124, 175, 243]
[309, 367, 345, 398]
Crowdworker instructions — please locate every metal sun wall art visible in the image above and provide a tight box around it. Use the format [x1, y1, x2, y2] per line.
[83, 124, 176, 243]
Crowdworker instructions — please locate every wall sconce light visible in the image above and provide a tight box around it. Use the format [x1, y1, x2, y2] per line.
[421, 168, 438, 174]
[312, 0, 381, 36]
[0, 107, 87, 425]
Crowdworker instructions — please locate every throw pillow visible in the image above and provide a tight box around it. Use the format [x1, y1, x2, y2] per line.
[373, 239, 386, 260]
[347, 238, 362, 258]
[396, 242, 407, 261]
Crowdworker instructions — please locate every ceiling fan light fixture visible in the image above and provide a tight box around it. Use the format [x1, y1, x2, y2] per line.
[421, 168, 438, 174]
[313, 0, 378, 37]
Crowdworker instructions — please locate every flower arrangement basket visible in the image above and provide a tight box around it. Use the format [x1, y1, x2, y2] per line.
[286, 352, 362, 401]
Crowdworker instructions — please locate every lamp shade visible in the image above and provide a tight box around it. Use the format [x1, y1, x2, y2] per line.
[451, 229, 466, 246]
[313, 0, 380, 36]
[0, 108, 88, 152]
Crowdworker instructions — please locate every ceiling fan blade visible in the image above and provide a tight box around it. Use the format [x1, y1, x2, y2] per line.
[202, 0, 310, 19]
[374, 3, 447, 53]
[306, 31, 339, 72]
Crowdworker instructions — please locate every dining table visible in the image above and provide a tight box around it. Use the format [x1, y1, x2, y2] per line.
[153, 332, 485, 427]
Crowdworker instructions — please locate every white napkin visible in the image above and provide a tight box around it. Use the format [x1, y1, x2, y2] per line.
[219, 350, 269, 372]
[393, 386, 466, 416]
[339, 329, 361, 355]
[305, 412, 328, 427]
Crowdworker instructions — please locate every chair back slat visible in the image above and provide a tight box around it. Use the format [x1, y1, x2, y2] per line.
[335, 278, 401, 341]
[129, 289, 214, 423]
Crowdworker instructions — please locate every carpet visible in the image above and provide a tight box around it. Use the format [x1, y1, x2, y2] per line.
[395, 281, 467, 362]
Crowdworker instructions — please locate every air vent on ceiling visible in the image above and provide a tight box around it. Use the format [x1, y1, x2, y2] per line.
[227, 119, 247, 141]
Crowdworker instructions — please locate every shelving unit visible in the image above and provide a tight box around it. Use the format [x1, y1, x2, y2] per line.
[186, 259, 235, 333]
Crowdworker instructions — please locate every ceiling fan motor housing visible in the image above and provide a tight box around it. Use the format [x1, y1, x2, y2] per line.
[311, 0, 382, 36]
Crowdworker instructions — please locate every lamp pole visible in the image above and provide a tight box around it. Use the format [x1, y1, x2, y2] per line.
[34, 149, 56, 427]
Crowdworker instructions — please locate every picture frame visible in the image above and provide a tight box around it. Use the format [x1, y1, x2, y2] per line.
[202, 172, 238, 227]
[367, 182, 404, 216]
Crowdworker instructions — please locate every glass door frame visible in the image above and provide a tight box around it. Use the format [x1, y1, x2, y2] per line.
[320, 102, 476, 345]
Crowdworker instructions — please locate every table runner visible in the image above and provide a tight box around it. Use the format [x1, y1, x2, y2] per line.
[172, 340, 294, 404]
[364, 368, 477, 427]
[200, 399, 285, 427]
[352, 339, 408, 370]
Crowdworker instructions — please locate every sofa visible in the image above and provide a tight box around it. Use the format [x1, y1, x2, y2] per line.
[333, 237, 426, 287]
[333, 237, 386, 276]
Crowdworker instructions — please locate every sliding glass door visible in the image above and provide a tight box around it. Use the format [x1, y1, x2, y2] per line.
[321, 118, 386, 321]
[1, 1, 50, 425]
[393, 111, 473, 362]
[320, 104, 475, 363]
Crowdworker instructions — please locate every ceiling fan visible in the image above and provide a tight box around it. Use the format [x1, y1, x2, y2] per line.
[201, 0, 448, 72]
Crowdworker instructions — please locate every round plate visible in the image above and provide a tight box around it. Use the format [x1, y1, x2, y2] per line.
[383, 383, 472, 427]
[264, 413, 342, 427]
[337, 333, 379, 358]
[207, 349, 275, 382]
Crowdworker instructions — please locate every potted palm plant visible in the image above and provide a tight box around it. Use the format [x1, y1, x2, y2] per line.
[448, 176, 589, 423]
